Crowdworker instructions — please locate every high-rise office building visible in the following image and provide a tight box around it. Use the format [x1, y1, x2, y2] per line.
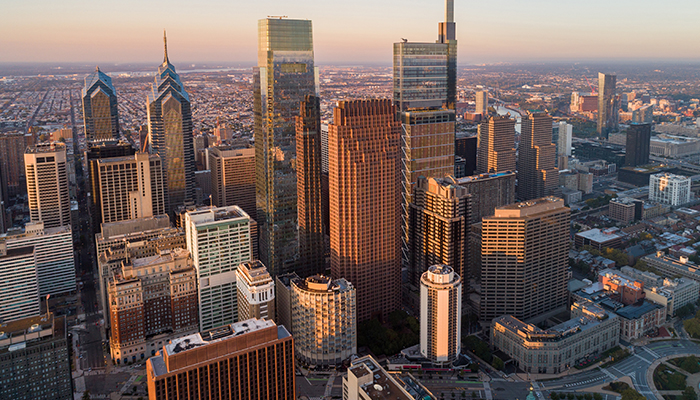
[408, 176, 470, 287]
[24, 143, 71, 229]
[420, 265, 462, 365]
[291, 275, 356, 367]
[147, 33, 196, 216]
[0, 132, 27, 198]
[236, 260, 275, 321]
[108, 247, 198, 364]
[274, 272, 299, 333]
[2, 222, 75, 296]
[85, 140, 137, 229]
[455, 134, 477, 177]
[0, 314, 72, 400]
[476, 115, 516, 174]
[92, 152, 165, 225]
[208, 146, 256, 220]
[82, 66, 120, 141]
[517, 113, 558, 201]
[296, 95, 326, 277]
[475, 90, 489, 116]
[557, 121, 572, 169]
[185, 206, 252, 331]
[597, 72, 619, 138]
[146, 318, 295, 400]
[0, 242, 38, 322]
[394, 1, 458, 283]
[450, 172, 516, 223]
[480, 198, 569, 325]
[625, 123, 651, 167]
[329, 99, 401, 322]
[649, 173, 691, 206]
[254, 18, 317, 277]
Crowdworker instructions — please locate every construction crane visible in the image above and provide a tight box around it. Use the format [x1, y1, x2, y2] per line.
[583, 75, 597, 95]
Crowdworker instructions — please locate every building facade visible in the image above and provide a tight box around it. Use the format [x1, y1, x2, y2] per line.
[476, 115, 516, 174]
[25, 143, 71, 229]
[597, 73, 619, 138]
[649, 173, 691, 206]
[108, 248, 198, 364]
[296, 95, 326, 277]
[408, 177, 470, 287]
[291, 275, 356, 366]
[208, 146, 256, 221]
[93, 152, 165, 225]
[185, 206, 252, 331]
[82, 67, 120, 141]
[329, 99, 401, 322]
[236, 260, 275, 322]
[480, 198, 570, 325]
[254, 18, 317, 277]
[625, 123, 651, 167]
[0, 314, 72, 400]
[1, 222, 75, 296]
[517, 112, 558, 201]
[451, 172, 516, 223]
[420, 265, 462, 365]
[475, 90, 488, 116]
[492, 305, 620, 374]
[0, 132, 27, 198]
[146, 319, 295, 400]
[0, 242, 38, 322]
[147, 34, 196, 215]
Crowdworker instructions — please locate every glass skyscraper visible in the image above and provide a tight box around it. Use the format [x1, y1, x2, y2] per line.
[147, 32, 196, 216]
[597, 72, 619, 139]
[82, 66, 120, 141]
[394, 0, 457, 275]
[254, 18, 318, 276]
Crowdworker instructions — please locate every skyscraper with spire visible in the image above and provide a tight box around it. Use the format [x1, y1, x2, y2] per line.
[395, 0, 458, 274]
[146, 32, 196, 216]
[82, 67, 120, 141]
[254, 18, 317, 276]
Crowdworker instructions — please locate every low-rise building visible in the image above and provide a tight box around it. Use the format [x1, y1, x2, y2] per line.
[575, 228, 623, 250]
[608, 197, 642, 223]
[644, 278, 699, 317]
[491, 303, 619, 374]
[614, 300, 666, 342]
[644, 252, 700, 285]
[343, 355, 435, 400]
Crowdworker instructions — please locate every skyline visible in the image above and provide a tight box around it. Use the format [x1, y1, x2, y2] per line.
[1, 0, 699, 65]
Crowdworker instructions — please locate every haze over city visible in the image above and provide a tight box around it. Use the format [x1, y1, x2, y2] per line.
[1, 0, 699, 65]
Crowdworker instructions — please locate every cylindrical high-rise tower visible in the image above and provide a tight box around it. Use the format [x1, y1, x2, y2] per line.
[420, 264, 462, 364]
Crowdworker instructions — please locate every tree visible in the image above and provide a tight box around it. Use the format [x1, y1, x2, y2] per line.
[584, 394, 592, 400]
[82, 391, 91, 400]
[593, 394, 603, 400]
[680, 356, 700, 374]
[491, 356, 504, 370]
[681, 386, 697, 400]
[567, 393, 574, 400]
[550, 393, 559, 400]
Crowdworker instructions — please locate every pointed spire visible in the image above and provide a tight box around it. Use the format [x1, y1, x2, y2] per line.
[163, 29, 169, 64]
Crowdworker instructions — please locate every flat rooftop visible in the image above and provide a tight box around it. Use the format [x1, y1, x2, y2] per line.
[350, 356, 413, 400]
[187, 206, 247, 224]
[576, 228, 622, 243]
[493, 197, 566, 218]
[616, 300, 664, 320]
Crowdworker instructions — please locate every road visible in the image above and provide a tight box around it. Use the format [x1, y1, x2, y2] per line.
[536, 340, 700, 399]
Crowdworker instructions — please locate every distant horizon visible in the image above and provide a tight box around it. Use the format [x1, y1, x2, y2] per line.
[2, 0, 698, 66]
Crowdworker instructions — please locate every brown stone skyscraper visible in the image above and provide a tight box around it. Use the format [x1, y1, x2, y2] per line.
[476, 115, 516, 174]
[208, 146, 256, 220]
[517, 112, 558, 200]
[296, 95, 326, 277]
[480, 197, 569, 325]
[329, 99, 401, 322]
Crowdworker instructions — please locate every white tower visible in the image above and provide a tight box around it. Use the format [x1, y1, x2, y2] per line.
[420, 264, 462, 364]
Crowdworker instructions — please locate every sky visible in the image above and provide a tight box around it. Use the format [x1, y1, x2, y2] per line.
[1, 0, 698, 65]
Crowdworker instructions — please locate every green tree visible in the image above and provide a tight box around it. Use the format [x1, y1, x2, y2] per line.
[491, 356, 504, 370]
[82, 391, 91, 400]
[567, 393, 574, 400]
[681, 386, 697, 400]
[593, 394, 603, 400]
[550, 393, 559, 400]
[584, 394, 592, 400]
[680, 356, 700, 374]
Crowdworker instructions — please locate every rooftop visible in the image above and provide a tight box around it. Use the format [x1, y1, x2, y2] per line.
[187, 205, 248, 224]
[293, 275, 353, 293]
[494, 312, 610, 343]
[25, 142, 66, 154]
[493, 197, 566, 218]
[615, 300, 664, 320]
[576, 228, 623, 243]
[0, 313, 63, 353]
[349, 356, 414, 400]
[99, 215, 171, 240]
